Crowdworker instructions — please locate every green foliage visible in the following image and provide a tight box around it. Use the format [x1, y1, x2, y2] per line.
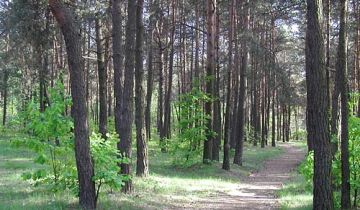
[11, 81, 128, 203]
[246, 125, 257, 144]
[300, 115, 360, 207]
[12, 81, 75, 192]
[291, 129, 307, 141]
[348, 116, 360, 193]
[299, 151, 313, 186]
[90, 132, 129, 196]
[170, 87, 211, 167]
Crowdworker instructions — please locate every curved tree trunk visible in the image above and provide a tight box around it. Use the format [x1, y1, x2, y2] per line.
[49, 0, 96, 208]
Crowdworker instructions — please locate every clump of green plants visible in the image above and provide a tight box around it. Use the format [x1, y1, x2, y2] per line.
[291, 129, 307, 141]
[12, 80, 128, 204]
[300, 116, 360, 207]
[170, 86, 212, 167]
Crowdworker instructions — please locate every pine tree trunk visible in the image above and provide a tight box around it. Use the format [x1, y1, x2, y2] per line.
[234, 0, 249, 165]
[49, 0, 96, 208]
[112, 0, 124, 142]
[119, 0, 137, 193]
[336, 0, 351, 208]
[95, 16, 108, 139]
[135, 0, 148, 177]
[222, 0, 234, 170]
[305, 0, 333, 209]
[203, 0, 216, 163]
[2, 69, 8, 126]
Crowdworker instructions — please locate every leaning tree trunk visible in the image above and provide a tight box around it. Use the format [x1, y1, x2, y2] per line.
[305, 0, 333, 209]
[49, 0, 96, 209]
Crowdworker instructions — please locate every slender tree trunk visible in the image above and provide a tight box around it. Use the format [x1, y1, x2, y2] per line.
[95, 16, 108, 138]
[203, 0, 216, 163]
[305, 1, 333, 209]
[223, 0, 235, 170]
[49, 0, 96, 208]
[212, 10, 221, 161]
[271, 87, 276, 147]
[336, 0, 351, 208]
[119, 0, 137, 193]
[164, 0, 176, 141]
[234, 0, 249, 165]
[2, 69, 8, 126]
[145, 1, 156, 141]
[112, 0, 124, 144]
[135, 0, 148, 177]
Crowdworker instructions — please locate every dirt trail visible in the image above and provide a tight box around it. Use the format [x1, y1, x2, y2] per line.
[186, 143, 307, 210]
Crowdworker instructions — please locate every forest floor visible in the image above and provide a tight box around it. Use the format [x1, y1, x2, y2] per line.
[183, 143, 307, 210]
[0, 131, 307, 210]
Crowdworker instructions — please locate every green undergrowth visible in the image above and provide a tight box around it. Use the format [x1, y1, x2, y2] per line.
[0, 131, 283, 209]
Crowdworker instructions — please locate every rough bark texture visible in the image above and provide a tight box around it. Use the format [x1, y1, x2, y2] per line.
[135, 0, 148, 177]
[212, 11, 221, 161]
[222, 0, 234, 170]
[119, 0, 137, 193]
[305, 0, 333, 209]
[203, 0, 216, 163]
[234, 0, 249, 166]
[49, 0, 96, 208]
[163, 0, 176, 141]
[112, 0, 124, 141]
[95, 16, 108, 139]
[337, 0, 350, 208]
[145, 1, 156, 141]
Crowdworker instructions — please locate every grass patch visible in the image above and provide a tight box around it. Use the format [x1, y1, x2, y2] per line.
[0, 132, 283, 209]
[278, 141, 312, 210]
[278, 172, 312, 210]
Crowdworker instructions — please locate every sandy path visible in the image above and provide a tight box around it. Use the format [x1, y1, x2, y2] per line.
[185, 143, 307, 210]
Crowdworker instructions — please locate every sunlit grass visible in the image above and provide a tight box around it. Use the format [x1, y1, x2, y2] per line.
[278, 173, 312, 210]
[0, 132, 283, 209]
[278, 141, 312, 210]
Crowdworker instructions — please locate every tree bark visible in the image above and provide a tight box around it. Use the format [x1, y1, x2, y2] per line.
[203, 0, 216, 163]
[95, 16, 108, 139]
[305, 0, 333, 209]
[119, 0, 137, 193]
[135, 0, 148, 177]
[145, 1, 156, 141]
[234, 0, 249, 166]
[112, 0, 124, 142]
[2, 69, 8, 126]
[336, 0, 351, 208]
[222, 0, 234, 170]
[49, 0, 96, 208]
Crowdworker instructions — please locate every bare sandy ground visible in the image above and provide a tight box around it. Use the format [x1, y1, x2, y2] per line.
[179, 143, 307, 210]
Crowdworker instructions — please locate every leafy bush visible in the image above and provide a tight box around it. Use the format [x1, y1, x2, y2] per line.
[299, 116, 360, 207]
[12, 81, 128, 204]
[90, 132, 129, 199]
[291, 129, 307, 141]
[170, 86, 211, 166]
